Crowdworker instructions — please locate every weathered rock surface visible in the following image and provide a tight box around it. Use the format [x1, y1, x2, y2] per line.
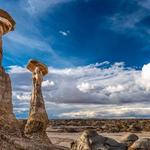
[0, 63, 21, 136]
[24, 60, 51, 145]
[0, 9, 15, 65]
[0, 38, 2, 65]
[71, 130, 127, 150]
[0, 130, 69, 150]
[120, 133, 139, 148]
[0, 9, 15, 36]
[27, 59, 48, 76]
[0, 9, 68, 150]
[0, 8, 21, 139]
[129, 138, 150, 150]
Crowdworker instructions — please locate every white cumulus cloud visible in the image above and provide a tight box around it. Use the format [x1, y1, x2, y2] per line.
[8, 62, 150, 118]
[141, 63, 150, 91]
[42, 80, 55, 87]
[77, 82, 95, 93]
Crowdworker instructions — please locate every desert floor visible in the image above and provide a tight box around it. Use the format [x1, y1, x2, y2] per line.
[47, 131, 150, 148]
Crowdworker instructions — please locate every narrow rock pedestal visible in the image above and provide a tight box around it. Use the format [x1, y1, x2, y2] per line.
[24, 60, 51, 145]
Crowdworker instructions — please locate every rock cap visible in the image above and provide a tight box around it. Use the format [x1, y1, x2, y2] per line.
[0, 9, 15, 31]
[27, 59, 48, 76]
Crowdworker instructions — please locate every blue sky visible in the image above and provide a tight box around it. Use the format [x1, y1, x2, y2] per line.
[1, 0, 150, 68]
[2, 0, 150, 118]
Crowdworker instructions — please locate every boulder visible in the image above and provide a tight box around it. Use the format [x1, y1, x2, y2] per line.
[71, 130, 127, 150]
[120, 133, 139, 147]
[129, 138, 150, 150]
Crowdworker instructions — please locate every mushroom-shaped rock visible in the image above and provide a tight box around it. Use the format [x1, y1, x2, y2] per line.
[0, 9, 15, 66]
[24, 59, 51, 145]
[129, 138, 150, 150]
[0, 9, 15, 35]
[71, 130, 127, 150]
[0, 10, 69, 149]
[120, 133, 139, 147]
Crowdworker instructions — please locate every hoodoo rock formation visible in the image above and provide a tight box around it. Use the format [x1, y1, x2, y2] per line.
[0, 9, 21, 137]
[3, 8, 148, 150]
[24, 59, 51, 145]
[0, 9, 15, 66]
[0, 9, 68, 150]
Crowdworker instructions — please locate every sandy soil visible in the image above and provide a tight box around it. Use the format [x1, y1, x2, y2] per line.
[47, 131, 150, 148]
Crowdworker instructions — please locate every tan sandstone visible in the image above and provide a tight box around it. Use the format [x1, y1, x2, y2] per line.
[0, 8, 21, 137]
[24, 60, 51, 145]
[120, 133, 139, 148]
[0, 9, 68, 150]
[71, 130, 127, 150]
[129, 138, 150, 150]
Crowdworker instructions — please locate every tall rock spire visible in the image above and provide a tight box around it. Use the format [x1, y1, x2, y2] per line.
[0, 9, 21, 136]
[25, 59, 51, 145]
[0, 9, 68, 150]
